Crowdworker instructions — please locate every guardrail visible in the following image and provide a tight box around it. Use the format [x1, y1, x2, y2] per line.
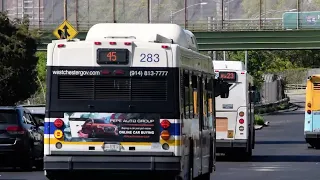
[254, 97, 290, 114]
[29, 18, 298, 32]
[285, 84, 306, 90]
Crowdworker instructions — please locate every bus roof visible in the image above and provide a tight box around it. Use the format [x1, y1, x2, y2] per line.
[86, 23, 198, 51]
[212, 61, 245, 71]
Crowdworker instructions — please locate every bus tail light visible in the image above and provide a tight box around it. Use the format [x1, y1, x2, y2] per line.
[161, 45, 169, 49]
[307, 103, 311, 108]
[161, 120, 171, 129]
[239, 119, 244, 124]
[101, 70, 111, 75]
[54, 119, 64, 128]
[54, 129, 64, 139]
[160, 130, 170, 140]
[239, 111, 244, 117]
[124, 42, 132, 45]
[6, 126, 25, 135]
[57, 44, 65, 48]
[114, 69, 125, 75]
[109, 42, 117, 45]
[94, 42, 102, 45]
[307, 110, 312, 114]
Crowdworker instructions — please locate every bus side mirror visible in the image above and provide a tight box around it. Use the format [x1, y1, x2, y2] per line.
[249, 92, 255, 103]
[220, 82, 229, 98]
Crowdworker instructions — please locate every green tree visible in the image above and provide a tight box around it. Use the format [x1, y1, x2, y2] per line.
[0, 12, 39, 105]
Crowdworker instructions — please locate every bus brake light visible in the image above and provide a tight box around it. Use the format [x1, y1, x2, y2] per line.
[94, 42, 102, 45]
[307, 110, 312, 114]
[239, 119, 244, 124]
[114, 69, 125, 75]
[161, 120, 171, 129]
[109, 42, 117, 45]
[124, 42, 132, 45]
[57, 44, 65, 48]
[160, 130, 170, 140]
[161, 45, 169, 49]
[54, 119, 64, 128]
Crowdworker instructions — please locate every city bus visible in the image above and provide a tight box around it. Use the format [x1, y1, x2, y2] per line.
[44, 23, 229, 180]
[305, 74, 320, 149]
[213, 61, 256, 160]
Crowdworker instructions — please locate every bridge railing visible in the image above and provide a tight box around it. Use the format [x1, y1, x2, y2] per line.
[33, 18, 286, 32]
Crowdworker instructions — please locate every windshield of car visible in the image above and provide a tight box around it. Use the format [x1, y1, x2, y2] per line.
[0, 110, 18, 124]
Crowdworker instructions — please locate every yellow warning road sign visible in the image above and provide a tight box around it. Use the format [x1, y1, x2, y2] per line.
[53, 20, 78, 40]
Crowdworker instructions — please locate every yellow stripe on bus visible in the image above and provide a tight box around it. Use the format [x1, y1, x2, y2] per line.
[44, 138, 181, 146]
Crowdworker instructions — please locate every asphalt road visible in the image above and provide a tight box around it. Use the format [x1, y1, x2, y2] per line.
[1, 106, 317, 180]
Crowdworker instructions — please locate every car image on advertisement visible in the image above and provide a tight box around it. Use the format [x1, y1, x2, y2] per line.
[78, 119, 119, 138]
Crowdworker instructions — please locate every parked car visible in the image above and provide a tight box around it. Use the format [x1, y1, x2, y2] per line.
[0, 106, 44, 170]
[22, 104, 45, 126]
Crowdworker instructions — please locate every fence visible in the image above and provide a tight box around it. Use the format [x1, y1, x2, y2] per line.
[3, 0, 320, 31]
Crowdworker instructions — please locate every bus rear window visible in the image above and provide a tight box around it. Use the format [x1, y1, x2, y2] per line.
[0, 110, 18, 124]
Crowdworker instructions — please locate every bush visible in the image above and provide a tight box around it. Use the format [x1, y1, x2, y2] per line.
[254, 115, 265, 125]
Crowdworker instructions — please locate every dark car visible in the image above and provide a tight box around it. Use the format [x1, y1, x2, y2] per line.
[0, 106, 44, 170]
[22, 104, 45, 126]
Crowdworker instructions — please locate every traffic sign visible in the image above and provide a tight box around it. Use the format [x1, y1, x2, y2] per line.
[53, 20, 78, 40]
[283, 11, 320, 29]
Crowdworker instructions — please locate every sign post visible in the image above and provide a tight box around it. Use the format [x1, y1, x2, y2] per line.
[53, 20, 78, 40]
[283, 11, 320, 29]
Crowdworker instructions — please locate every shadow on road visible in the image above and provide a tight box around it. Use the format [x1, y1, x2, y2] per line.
[255, 140, 306, 144]
[251, 155, 320, 162]
[217, 155, 320, 162]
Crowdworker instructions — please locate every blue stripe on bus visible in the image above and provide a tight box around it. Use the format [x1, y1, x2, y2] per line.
[44, 122, 181, 136]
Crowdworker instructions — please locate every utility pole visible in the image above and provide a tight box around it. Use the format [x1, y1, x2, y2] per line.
[64, 0, 67, 20]
[259, 0, 261, 29]
[75, 0, 78, 29]
[296, 0, 300, 29]
[184, 0, 187, 29]
[112, 0, 116, 22]
[147, 0, 151, 23]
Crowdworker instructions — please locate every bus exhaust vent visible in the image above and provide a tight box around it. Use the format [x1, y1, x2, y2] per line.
[58, 77, 168, 101]
[314, 83, 320, 90]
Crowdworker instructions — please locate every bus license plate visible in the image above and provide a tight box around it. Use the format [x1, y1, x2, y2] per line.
[103, 143, 120, 152]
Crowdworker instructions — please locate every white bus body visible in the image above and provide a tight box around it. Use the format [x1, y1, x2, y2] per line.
[213, 61, 255, 159]
[44, 23, 227, 180]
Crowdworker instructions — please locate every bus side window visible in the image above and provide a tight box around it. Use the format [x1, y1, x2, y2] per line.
[191, 74, 198, 118]
[203, 77, 209, 130]
[208, 78, 214, 130]
[183, 71, 191, 119]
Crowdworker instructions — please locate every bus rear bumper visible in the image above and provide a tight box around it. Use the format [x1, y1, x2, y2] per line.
[305, 132, 320, 139]
[216, 139, 247, 152]
[44, 153, 181, 172]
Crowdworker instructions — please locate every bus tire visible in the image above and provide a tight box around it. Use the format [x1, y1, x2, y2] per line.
[209, 136, 214, 173]
[188, 138, 194, 180]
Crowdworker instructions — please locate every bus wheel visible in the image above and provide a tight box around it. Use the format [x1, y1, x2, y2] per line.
[188, 138, 194, 180]
[199, 173, 210, 180]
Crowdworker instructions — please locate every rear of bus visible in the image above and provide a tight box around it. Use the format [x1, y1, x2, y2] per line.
[305, 75, 320, 148]
[214, 70, 251, 152]
[44, 38, 182, 176]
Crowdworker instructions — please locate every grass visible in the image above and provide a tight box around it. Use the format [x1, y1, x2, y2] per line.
[254, 114, 265, 125]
